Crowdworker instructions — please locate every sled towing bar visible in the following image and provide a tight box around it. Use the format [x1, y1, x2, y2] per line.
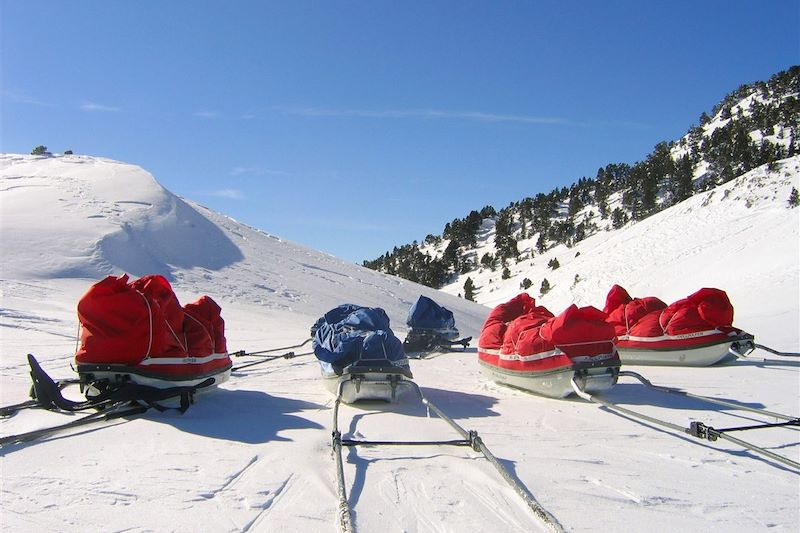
[331, 379, 565, 533]
[730, 341, 800, 359]
[571, 375, 800, 472]
[753, 343, 800, 357]
[687, 419, 800, 440]
[231, 350, 313, 372]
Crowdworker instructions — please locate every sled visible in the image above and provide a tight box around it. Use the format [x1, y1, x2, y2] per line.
[478, 293, 620, 398]
[604, 285, 755, 366]
[74, 274, 232, 393]
[615, 331, 755, 366]
[403, 295, 467, 357]
[312, 304, 412, 403]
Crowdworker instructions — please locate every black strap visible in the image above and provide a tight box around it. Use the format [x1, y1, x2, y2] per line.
[27, 354, 214, 413]
[102, 379, 214, 413]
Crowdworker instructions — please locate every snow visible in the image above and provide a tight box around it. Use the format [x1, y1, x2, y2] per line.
[1, 153, 798, 532]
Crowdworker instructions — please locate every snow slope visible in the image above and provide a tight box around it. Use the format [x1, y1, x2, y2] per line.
[1, 154, 798, 533]
[441, 157, 800, 349]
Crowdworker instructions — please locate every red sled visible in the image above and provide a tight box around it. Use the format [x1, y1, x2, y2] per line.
[75, 274, 232, 390]
[603, 285, 754, 366]
[478, 293, 620, 398]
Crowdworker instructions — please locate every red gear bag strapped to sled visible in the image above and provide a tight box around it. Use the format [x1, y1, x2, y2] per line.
[478, 293, 619, 373]
[603, 284, 737, 339]
[75, 274, 230, 380]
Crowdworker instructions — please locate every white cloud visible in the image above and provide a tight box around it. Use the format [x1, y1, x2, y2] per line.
[2, 90, 53, 107]
[230, 166, 290, 177]
[210, 188, 243, 199]
[277, 106, 570, 125]
[80, 101, 121, 112]
[194, 111, 221, 119]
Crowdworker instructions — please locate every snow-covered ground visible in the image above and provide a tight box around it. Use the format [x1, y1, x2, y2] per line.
[1, 153, 798, 532]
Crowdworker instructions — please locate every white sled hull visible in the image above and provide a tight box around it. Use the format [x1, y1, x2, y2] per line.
[78, 366, 231, 390]
[479, 361, 618, 399]
[323, 373, 410, 404]
[617, 340, 751, 367]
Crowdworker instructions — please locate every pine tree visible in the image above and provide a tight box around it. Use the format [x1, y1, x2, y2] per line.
[463, 277, 476, 302]
[536, 233, 547, 254]
[789, 187, 800, 208]
[611, 207, 628, 229]
[480, 253, 497, 271]
[672, 155, 694, 204]
[443, 240, 460, 271]
[540, 278, 551, 295]
[31, 145, 47, 155]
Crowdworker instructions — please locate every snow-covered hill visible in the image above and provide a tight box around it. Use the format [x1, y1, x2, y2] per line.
[441, 157, 800, 345]
[1, 154, 798, 533]
[0, 153, 488, 335]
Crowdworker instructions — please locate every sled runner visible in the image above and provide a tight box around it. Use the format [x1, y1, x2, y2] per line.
[603, 285, 755, 366]
[478, 293, 620, 398]
[402, 295, 470, 356]
[312, 304, 412, 403]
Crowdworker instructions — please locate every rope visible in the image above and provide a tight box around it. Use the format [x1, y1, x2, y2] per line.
[332, 381, 354, 533]
[231, 350, 313, 372]
[230, 338, 312, 358]
[708, 420, 800, 434]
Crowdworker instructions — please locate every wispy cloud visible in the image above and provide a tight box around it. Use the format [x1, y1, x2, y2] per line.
[80, 101, 121, 112]
[3, 90, 53, 107]
[277, 106, 570, 125]
[194, 110, 221, 119]
[209, 188, 244, 199]
[230, 166, 290, 177]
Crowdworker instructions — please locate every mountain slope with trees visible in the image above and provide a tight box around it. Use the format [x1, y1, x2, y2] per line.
[363, 66, 799, 300]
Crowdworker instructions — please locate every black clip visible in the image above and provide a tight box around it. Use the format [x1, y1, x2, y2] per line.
[687, 421, 718, 441]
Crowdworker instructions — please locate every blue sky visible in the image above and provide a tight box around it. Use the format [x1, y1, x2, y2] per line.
[2, 1, 798, 263]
